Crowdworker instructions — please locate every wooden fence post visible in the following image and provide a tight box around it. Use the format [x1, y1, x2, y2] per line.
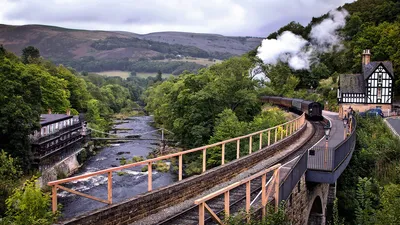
[221, 143, 225, 165]
[148, 162, 152, 191]
[107, 171, 112, 204]
[274, 169, 280, 212]
[262, 174, 266, 217]
[246, 181, 251, 223]
[268, 130, 271, 146]
[179, 154, 183, 181]
[285, 124, 288, 137]
[199, 203, 205, 225]
[225, 191, 230, 217]
[203, 149, 206, 173]
[52, 185, 57, 213]
[275, 128, 278, 143]
[249, 136, 252, 154]
[259, 133, 263, 150]
[237, 139, 240, 159]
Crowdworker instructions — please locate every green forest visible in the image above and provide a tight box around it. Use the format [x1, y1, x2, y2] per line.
[0, 45, 164, 223]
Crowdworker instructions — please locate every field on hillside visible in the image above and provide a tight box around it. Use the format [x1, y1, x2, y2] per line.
[136, 72, 173, 78]
[97, 71, 130, 78]
[97, 71, 173, 79]
[156, 57, 222, 66]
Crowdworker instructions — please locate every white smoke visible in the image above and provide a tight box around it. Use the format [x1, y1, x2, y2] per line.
[310, 9, 349, 50]
[257, 9, 349, 70]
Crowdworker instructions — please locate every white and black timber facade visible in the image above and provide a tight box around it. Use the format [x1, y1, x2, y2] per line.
[337, 49, 394, 117]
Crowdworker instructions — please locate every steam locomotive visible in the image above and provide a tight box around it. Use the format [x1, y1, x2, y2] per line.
[260, 96, 323, 120]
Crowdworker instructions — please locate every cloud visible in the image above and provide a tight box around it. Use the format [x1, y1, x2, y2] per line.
[0, 0, 353, 36]
[256, 9, 349, 70]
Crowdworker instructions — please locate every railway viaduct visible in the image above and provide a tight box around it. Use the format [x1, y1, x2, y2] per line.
[49, 110, 356, 225]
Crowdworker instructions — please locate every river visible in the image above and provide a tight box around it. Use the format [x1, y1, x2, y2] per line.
[59, 116, 175, 219]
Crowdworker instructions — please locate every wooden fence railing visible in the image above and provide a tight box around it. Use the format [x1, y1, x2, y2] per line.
[194, 164, 281, 225]
[48, 114, 305, 213]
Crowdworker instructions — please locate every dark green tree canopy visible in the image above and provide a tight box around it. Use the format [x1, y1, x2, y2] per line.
[21, 46, 40, 64]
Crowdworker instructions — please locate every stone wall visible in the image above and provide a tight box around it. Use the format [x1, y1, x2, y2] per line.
[285, 175, 308, 225]
[38, 147, 88, 188]
[60, 123, 309, 225]
[285, 174, 331, 225]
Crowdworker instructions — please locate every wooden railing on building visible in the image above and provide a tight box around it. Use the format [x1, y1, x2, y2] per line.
[194, 164, 281, 225]
[48, 114, 305, 213]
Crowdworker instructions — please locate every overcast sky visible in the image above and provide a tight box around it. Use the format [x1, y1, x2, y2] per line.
[0, 0, 354, 36]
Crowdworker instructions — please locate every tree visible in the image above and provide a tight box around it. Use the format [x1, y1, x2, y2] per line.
[265, 62, 299, 96]
[376, 183, 400, 224]
[21, 46, 40, 64]
[0, 150, 21, 216]
[156, 70, 162, 82]
[3, 178, 57, 225]
[355, 177, 380, 225]
[0, 57, 41, 167]
[0, 45, 5, 58]
[130, 71, 137, 77]
[145, 56, 260, 148]
[85, 99, 109, 136]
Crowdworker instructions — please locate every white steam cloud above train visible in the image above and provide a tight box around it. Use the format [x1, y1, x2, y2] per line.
[257, 9, 349, 70]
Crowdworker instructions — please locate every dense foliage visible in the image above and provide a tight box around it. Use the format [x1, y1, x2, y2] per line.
[0, 45, 156, 167]
[2, 178, 57, 225]
[145, 56, 262, 148]
[144, 55, 292, 176]
[336, 117, 400, 224]
[0, 151, 21, 217]
[0, 45, 162, 222]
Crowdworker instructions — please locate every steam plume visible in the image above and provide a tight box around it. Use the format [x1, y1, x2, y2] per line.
[257, 9, 349, 70]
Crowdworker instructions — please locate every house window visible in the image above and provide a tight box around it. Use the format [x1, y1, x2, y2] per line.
[377, 88, 382, 99]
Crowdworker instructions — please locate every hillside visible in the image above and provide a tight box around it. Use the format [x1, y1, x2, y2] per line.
[0, 24, 262, 74]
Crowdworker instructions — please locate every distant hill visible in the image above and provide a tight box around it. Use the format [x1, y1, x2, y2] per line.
[0, 24, 263, 75]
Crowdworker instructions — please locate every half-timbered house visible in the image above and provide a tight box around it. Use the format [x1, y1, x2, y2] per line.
[337, 49, 394, 118]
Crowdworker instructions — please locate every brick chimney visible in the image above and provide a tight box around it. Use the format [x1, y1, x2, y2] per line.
[66, 109, 71, 116]
[47, 109, 52, 114]
[362, 49, 371, 65]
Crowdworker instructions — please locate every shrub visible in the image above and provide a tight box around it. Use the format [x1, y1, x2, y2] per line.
[3, 177, 58, 225]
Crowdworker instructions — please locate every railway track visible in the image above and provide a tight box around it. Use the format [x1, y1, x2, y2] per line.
[157, 121, 325, 225]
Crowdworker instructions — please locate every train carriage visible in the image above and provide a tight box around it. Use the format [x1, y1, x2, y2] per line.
[260, 96, 323, 120]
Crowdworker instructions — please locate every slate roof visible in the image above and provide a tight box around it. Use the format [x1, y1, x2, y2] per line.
[363, 61, 394, 79]
[339, 74, 365, 93]
[40, 114, 72, 126]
